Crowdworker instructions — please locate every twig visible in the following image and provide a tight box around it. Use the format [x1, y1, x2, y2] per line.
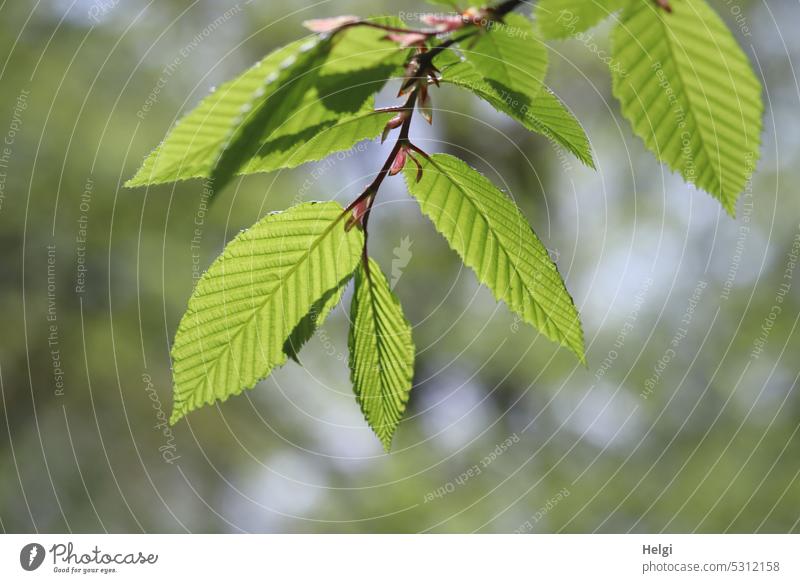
[343, 0, 526, 264]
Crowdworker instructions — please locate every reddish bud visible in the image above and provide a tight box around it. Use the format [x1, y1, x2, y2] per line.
[346, 193, 373, 230]
[418, 85, 433, 124]
[420, 14, 464, 33]
[654, 0, 673, 12]
[386, 32, 428, 48]
[389, 146, 409, 176]
[302, 15, 359, 33]
[381, 113, 406, 143]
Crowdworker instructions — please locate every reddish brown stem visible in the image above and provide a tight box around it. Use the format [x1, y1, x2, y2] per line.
[346, 88, 418, 265]
[342, 0, 524, 266]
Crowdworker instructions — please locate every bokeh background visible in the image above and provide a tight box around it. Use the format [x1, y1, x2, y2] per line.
[1, 0, 798, 533]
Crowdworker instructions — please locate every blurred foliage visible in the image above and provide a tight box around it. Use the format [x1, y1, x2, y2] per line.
[0, 0, 797, 533]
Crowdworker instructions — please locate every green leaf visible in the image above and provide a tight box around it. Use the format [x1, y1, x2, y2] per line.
[208, 29, 385, 196]
[126, 37, 305, 188]
[437, 51, 595, 167]
[349, 258, 415, 451]
[209, 38, 334, 195]
[404, 154, 585, 361]
[611, 0, 763, 214]
[523, 88, 595, 167]
[170, 201, 363, 423]
[461, 13, 548, 104]
[283, 277, 349, 363]
[239, 108, 395, 174]
[536, 0, 630, 39]
[127, 23, 406, 188]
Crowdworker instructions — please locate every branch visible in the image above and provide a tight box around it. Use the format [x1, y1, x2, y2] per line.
[343, 0, 526, 258]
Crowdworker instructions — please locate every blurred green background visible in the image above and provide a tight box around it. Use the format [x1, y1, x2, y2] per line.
[0, 0, 798, 533]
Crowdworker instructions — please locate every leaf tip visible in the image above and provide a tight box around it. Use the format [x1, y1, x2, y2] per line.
[568, 324, 587, 367]
[582, 150, 597, 170]
[723, 196, 738, 218]
[124, 169, 149, 188]
[378, 431, 395, 453]
[169, 408, 184, 426]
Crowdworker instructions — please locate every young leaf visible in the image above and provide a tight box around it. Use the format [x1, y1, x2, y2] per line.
[460, 13, 548, 104]
[404, 154, 585, 362]
[127, 22, 406, 188]
[170, 201, 363, 423]
[438, 52, 594, 167]
[611, 0, 763, 214]
[349, 258, 415, 451]
[536, 0, 630, 39]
